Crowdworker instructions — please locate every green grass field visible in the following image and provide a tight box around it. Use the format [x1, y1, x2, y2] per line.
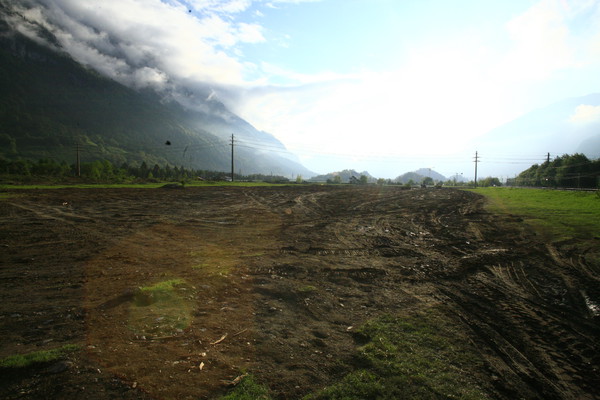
[0, 181, 289, 190]
[470, 187, 600, 241]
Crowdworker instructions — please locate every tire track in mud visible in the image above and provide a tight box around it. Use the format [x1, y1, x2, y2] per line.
[440, 275, 599, 399]
[437, 243, 600, 400]
[2, 186, 599, 400]
[269, 186, 600, 399]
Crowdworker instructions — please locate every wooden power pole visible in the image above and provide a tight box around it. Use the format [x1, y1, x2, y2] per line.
[474, 151, 479, 187]
[76, 142, 81, 177]
[230, 134, 235, 182]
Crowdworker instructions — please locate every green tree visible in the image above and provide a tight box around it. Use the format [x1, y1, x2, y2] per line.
[101, 160, 114, 179]
[557, 153, 590, 188]
[164, 164, 173, 179]
[139, 161, 149, 178]
[8, 159, 32, 175]
[479, 177, 502, 187]
[0, 133, 17, 154]
[517, 153, 598, 188]
[152, 164, 161, 179]
[81, 161, 102, 181]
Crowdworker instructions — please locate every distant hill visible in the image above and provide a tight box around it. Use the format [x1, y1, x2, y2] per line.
[447, 173, 467, 183]
[0, 7, 314, 177]
[309, 169, 375, 183]
[394, 169, 446, 184]
[413, 168, 446, 182]
[576, 134, 600, 156]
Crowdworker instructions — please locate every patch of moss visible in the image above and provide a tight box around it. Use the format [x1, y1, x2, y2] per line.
[307, 370, 383, 399]
[135, 278, 185, 306]
[130, 278, 192, 337]
[307, 308, 488, 400]
[297, 285, 317, 293]
[0, 344, 79, 369]
[220, 374, 271, 400]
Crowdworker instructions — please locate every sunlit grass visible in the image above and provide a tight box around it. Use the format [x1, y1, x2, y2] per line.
[219, 374, 271, 400]
[129, 278, 192, 337]
[469, 187, 600, 240]
[136, 278, 185, 300]
[0, 344, 79, 369]
[306, 307, 488, 400]
[297, 285, 318, 294]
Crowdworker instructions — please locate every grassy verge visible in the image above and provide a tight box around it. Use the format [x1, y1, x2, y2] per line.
[135, 278, 186, 304]
[0, 344, 79, 369]
[469, 187, 600, 241]
[305, 307, 488, 400]
[0, 181, 291, 190]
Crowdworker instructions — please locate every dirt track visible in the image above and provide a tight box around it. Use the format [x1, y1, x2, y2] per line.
[0, 185, 599, 399]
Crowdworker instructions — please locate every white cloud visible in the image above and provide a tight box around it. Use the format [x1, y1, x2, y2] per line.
[8, 0, 265, 89]
[569, 104, 600, 123]
[500, 0, 573, 81]
[187, 0, 252, 14]
[132, 67, 169, 88]
[495, 0, 600, 83]
[237, 22, 265, 43]
[268, 0, 321, 4]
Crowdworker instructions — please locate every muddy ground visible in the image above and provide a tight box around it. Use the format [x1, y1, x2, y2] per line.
[0, 185, 598, 399]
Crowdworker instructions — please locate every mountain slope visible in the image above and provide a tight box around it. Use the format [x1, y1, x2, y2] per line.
[394, 169, 446, 184]
[0, 8, 313, 177]
[475, 94, 600, 159]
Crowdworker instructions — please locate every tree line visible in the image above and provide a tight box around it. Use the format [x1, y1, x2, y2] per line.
[507, 153, 600, 189]
[0, 158, 251, 183]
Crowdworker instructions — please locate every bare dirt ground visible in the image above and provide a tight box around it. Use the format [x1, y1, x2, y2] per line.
[0, 185, 598, 399]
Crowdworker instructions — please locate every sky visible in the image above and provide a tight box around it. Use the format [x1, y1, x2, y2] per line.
[7, 0, 600, 179]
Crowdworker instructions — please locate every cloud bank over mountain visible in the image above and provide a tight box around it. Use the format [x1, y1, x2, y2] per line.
[11, 1, 263, 82]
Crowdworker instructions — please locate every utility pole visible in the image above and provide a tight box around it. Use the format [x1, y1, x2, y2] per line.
[230, 134, 235, 182]
[76, 142, 81, 177]
[547, 152, 550, 164]
[474, 151, 479, 187]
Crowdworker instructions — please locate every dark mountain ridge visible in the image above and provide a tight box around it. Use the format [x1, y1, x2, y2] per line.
[0, 7, 313, 177]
